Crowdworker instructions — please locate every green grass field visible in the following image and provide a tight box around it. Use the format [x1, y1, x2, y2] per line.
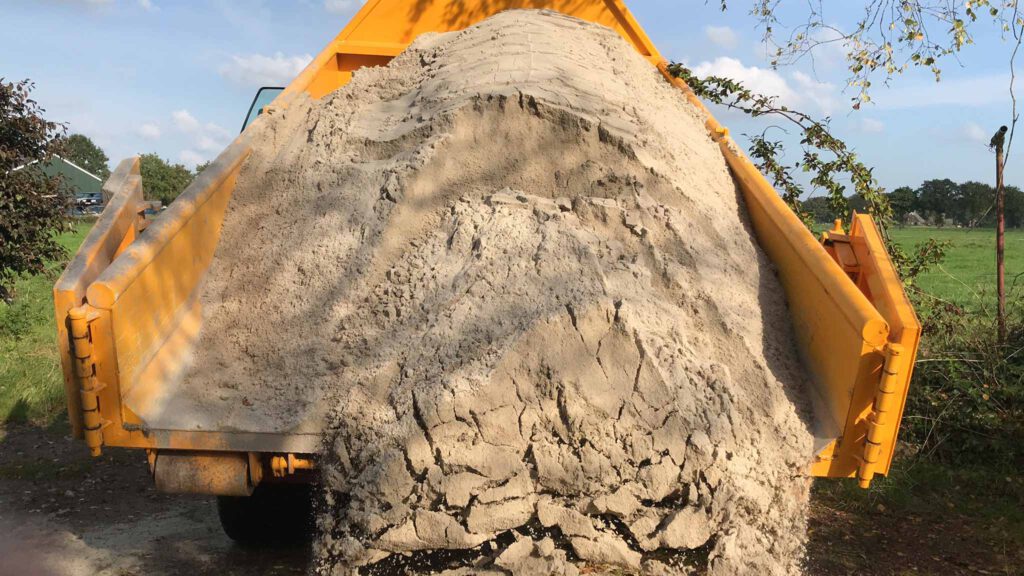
[0, 222, 90, 423]
[889, 227, 1024, 306]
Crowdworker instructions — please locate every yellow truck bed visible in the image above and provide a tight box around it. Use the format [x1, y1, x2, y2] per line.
[54, 0, 919, 495]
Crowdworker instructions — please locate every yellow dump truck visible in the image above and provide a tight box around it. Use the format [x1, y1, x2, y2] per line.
[54, 0, 920, 541]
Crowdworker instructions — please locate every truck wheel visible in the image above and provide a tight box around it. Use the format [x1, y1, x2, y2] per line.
[217, 484, 315, 546]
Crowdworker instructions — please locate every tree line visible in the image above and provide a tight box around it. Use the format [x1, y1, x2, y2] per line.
[802, 179, 1024, 228]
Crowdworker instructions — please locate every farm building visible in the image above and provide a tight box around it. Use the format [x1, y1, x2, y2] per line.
[13, 156, 105, 213]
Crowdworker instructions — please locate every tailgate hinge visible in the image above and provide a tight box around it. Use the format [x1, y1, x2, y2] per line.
[69, 306, 109, 457]
[857, 343, 906, 488]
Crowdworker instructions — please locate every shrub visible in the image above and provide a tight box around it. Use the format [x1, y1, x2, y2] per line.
[0, 79, 71, 302]
[902, 289, 1024, 467]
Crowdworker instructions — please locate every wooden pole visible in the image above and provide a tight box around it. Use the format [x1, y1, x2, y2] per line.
[992, 126, 1008, 344]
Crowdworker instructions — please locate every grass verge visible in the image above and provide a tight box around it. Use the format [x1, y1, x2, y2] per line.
[0, 222, 90, 423]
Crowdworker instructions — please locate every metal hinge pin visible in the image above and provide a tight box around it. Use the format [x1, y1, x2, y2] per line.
[69, 306, 106, 457]
[857, 343, 905, 488]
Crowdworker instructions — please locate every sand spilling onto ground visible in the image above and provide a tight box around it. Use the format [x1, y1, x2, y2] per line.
[187, 10, 814, 575]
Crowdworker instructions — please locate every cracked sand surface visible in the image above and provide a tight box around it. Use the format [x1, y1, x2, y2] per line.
[188, 10, 815, 575]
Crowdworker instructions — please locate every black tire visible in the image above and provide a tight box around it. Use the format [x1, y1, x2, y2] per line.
[217, 483, 315, 546]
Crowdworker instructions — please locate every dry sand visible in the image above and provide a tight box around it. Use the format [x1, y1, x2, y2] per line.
[187, 9, 814, 575]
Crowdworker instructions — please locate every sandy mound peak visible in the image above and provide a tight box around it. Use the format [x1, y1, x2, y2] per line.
[189, 9, 814, 575]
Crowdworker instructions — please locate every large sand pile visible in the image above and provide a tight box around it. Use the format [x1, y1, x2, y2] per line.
[189, 9, 814, 575]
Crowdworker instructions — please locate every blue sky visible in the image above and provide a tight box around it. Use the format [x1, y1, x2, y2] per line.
[3, 0, 1020, 192]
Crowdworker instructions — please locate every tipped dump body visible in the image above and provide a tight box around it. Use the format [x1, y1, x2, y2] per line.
[53, 0, 919, 562]
[175, 11, 816, 574]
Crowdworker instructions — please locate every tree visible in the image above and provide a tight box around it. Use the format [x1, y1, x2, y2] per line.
[801, 196, 832, 224]
[917, 179, 959, 226]
[848, 194, 869, 215]
[1005, 185, 1024, 228]
[723, 2, 1024, 169]
[0, 79, 71, 302]
[671, 63, 953, 284]
[728, 2, 1022, 107]
[194, 161, 212, 176]
[61, 133, 110, 181]
[955, 181, 995, 227]
[139, 153, 194, 206]
[888, 187, 918, 224]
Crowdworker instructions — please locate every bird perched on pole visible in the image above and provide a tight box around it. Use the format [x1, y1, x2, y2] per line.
[990, 125, 1008, 150]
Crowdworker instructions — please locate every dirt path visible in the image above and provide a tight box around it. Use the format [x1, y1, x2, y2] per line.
[0, 424, 309, 576]
[2, 423, 1020, 576]
[806, 488, 1024, 576]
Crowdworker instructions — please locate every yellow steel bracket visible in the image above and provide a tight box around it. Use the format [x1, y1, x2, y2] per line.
[858, 342, 906, 487]
[54, 157, 145, 439]
[68, 305, 110, 456]
[820, 216, 922, 487]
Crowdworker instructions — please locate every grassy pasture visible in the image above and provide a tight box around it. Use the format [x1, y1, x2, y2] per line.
[889, 227, 1024, 307]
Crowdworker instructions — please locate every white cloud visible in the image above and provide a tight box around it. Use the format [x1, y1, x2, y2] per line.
[197, 135, 221, 152]
[137, 0, 157, 11]
[704, 25, 738, 50]
[692, 57, 798, 105]
[220, 52, 313, 87]
[859, 118, 885, 133]
[807, 28, 849, 70]
[204, 122, 233, 141]
[180, 149, 205, 168]
[324, 0, 360, 14]
[690, 57, 839, 116]
[791, 71, 839, 115]
[170, 110, 232, 165]
[171, 110, 229, 143]
[960, 122, 990, 145]
[137, 123, 161, 139]
[172, 109, 200, 133]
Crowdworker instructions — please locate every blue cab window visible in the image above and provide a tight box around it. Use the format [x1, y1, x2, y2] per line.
[241, 87, 284, 132]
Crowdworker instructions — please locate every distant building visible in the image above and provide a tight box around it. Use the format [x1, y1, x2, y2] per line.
[904, 211, 927, 226]
[13, 156, 105, 214]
